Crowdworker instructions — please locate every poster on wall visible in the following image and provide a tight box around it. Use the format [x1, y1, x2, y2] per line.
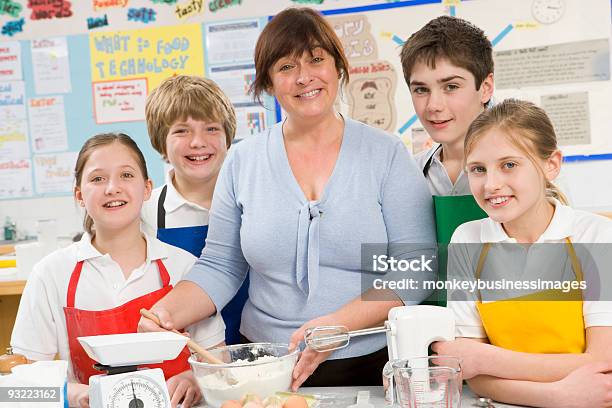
[330, 14, 378, 62]
[204, 18, 274, 139]
[33, 151, 78, 194]
[494, 39, 610, 89]
[0, 41, 22, 81]
[205, 20, 261, 65]
[92, 78, 147, 124]
[0, 159, 33, 199]
[410, 127, 433, 155]
[28, 96, 69, 153]
[234, 104, 269, 140]
[208, 64, 255, 104]
[347, 60, 398, 132]
[31, 37, 72, 95]
[89, 23, 205, 94]
[541, 92, 591, 146]
[0, 80, 30, 160]
[328, 14, 397, 133]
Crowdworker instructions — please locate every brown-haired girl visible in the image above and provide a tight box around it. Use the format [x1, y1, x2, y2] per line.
[435, 100, 612, 407]
[11, 133, 225, 408]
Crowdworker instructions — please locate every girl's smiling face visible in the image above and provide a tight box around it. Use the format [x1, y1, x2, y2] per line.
[75, 142, 152, 235]
[466, 128, 560, 229]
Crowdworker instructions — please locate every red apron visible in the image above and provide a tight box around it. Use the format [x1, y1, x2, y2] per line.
[63, 259, 191, 384]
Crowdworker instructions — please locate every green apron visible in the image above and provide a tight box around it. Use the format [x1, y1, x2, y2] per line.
[421, 146, 488, 305]
[425, 195, 487, 306]
[433, 195, 487, 244]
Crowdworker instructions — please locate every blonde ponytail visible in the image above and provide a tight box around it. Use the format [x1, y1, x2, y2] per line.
[546, 180, 569, 206]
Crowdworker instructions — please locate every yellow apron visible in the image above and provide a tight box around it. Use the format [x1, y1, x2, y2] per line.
[475, 238, 585, 353]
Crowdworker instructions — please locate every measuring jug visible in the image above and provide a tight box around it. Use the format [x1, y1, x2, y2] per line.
[384, 356, 462, 408]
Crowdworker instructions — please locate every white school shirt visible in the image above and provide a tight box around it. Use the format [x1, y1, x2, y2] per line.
[448, 199, 612, 338]
[415, 144, 471, 196]
[141, 169, 210, 235]
[11, 231, 225, 382]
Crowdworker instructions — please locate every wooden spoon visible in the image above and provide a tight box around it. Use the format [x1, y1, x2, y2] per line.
[139, 308, 224, 365]
[139, 309, 240, 385]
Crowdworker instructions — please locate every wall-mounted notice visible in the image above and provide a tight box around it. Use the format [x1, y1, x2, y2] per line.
[206, 20, 260, 65]
[494, 39, 610, 89]
[410, 127, 433, 155]
[93, 78, 147, 124]
[89, 24, 204, 91]
[0, 159, 32, 199]
[31, 37, 72, 95]
[328, 14, 397, 133]
[347, 60, 397, 132]
[541, 92, 591, 146]
[234, 104, 268, 140]
[33, 151, 77, 194]
[330, 14, 378, 62]
[0, 81, 30, 160]
[28, 96, 68, 153]
[208, 64, 255, 105]
[0, 41, 22, 81]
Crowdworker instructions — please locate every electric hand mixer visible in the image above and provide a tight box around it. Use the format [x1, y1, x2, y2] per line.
[305, 305, 457, 406]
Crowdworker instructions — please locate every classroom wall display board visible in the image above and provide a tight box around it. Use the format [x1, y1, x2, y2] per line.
[0, 0, 392, 41]
[0, 14, 273, 200]
[320, 0, 611, 162]
[0, 0, 610, 201]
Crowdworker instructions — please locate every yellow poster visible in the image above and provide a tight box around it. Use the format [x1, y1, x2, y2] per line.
[89, 24, 204, 91]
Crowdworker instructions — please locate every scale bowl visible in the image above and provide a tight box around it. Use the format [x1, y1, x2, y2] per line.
[189, 342, 298, 408]
[78, 332, 189, 366]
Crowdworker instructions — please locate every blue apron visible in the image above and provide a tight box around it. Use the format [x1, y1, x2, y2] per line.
[156, 185, 249, 345]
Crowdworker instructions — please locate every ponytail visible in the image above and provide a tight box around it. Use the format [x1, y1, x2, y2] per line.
[83, 213, 94, 236]
[546, 180, 569, 206]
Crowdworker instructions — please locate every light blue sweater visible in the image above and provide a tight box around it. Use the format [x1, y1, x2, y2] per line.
[185, 118, 435, 359]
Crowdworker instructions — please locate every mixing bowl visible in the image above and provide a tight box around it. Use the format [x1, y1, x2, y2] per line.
[189, 342, 299, 408]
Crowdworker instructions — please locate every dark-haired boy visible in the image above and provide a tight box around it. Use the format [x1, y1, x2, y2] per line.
[401, 15, 494, 198]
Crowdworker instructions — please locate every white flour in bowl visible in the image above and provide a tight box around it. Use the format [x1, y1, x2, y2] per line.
[196, 355, 295, 408]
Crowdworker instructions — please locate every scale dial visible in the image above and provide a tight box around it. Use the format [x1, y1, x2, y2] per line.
[107, 375, 168, 408]
[531, 0, 566, 24]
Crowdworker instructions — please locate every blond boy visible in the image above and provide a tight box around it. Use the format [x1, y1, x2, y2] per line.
[141, 75, 247, 348]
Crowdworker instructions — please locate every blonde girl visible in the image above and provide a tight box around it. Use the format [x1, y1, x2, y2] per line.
[434, 99, 612, 407]
[11, 133, 224, 408]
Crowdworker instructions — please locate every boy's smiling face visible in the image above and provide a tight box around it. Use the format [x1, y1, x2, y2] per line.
[409, 58, 493, 149]
[165, 116, 228, 186]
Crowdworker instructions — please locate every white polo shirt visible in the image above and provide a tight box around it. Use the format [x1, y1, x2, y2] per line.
[415, 144, 471, 196]
[11, 231, 225, 381]
[448, 199, 612, 338]
[141, 169, 210, 236]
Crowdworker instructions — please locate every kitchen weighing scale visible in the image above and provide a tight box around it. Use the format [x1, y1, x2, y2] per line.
[78, 331, 189, 408]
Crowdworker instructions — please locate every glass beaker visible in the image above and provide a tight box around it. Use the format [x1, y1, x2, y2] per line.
[385, 356, 462, 408]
